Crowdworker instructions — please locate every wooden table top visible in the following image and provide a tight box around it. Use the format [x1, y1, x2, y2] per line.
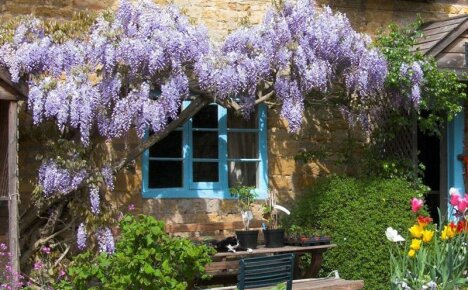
[213, 244, 337, 258]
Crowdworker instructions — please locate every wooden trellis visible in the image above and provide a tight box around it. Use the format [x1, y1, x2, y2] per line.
[0, 69, 27, 290]
[372, 110, 418, 173]
[0, 101, 9, 200]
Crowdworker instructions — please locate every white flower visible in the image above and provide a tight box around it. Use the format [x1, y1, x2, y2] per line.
[449, 187, 460, 196]
[385, 227, 405, 242]
[426, 281, 437, 289]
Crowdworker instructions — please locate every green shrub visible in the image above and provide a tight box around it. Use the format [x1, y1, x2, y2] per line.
[283, 176, 426, 290]
[56, 214, 215, 290]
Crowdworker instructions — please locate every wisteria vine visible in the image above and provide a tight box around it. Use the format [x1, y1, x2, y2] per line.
[0, 0, 397, 251]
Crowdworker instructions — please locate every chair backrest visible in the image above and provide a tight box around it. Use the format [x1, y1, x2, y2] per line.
[237, 253, 295, 290]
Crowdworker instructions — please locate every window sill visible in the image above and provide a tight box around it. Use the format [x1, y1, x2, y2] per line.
[141, 188, 268, 199]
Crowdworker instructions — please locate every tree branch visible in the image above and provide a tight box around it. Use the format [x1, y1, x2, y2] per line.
[216, 98, 242, 111]
[54, 244, 70, 268]
[112, 95, 211, 174]
[255, 90, 275, 105]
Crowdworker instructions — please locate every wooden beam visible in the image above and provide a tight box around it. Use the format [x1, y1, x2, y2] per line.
[112, 96, 210, 173]
[8, 101, 19, 289]
[0, 84, 19, 101]
[0, 68, 28, 99]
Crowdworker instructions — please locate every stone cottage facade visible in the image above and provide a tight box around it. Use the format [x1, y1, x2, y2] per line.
[5, 0, 468, 228]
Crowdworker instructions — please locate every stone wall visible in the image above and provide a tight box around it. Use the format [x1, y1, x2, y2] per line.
[11, 0, 468, 225]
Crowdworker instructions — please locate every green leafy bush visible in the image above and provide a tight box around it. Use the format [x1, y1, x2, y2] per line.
[56, 214, 215, 290]
[283, 176, 427, 290]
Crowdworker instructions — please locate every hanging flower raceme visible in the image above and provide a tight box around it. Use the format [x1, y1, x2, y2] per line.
[196, 0, 387, 132]
[97, 227, 115, 254]
[0, 0, 209, 146]
[77, 223, 87, 250]
[38, 160, 88, 197]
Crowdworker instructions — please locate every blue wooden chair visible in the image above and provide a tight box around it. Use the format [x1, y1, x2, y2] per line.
[237, 253, 295, 290]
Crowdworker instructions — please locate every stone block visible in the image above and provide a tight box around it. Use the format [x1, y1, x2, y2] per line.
[5, 3, 33, 14]
[269, 156, 304, 176]
[34, 6, 74, 18]
[72, 0, 116, 10]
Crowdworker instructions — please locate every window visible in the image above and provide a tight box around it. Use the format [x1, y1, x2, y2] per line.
[142, 102, 268, 199]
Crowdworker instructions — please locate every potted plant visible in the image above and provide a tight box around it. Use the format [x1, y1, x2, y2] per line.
[230, 185, 259, 249]
[262, 195, 290, 248]
[285, 226, 331, 246]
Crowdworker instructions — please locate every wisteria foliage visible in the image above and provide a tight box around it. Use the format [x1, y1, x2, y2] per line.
[0, 0, 391, 250]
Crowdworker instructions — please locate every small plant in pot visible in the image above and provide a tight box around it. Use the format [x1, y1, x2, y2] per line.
[230, 185, 259, 249]
[262, 194, 290, 248]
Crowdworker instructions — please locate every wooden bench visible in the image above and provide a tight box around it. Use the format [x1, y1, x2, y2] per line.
[206, 278, 364, 290]
[165, 221, 264, 240]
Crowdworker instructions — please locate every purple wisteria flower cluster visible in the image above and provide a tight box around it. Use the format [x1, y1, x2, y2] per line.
[196, 0, 388, 132]
[399, 61, 424, 108]
[76, 223, 87, 250]
[97, 227, 115, 254]
[0, 0, 208, 146]
[38, 160, 88, 197]
[0, 0, 388, 138]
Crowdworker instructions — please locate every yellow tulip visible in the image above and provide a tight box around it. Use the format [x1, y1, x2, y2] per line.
[408, 249, 416, 258]
[409, 224, 423, 238]
[410, 239, 422, 251]
[422, 230, 434, 243]
[441, 224, 456, 241]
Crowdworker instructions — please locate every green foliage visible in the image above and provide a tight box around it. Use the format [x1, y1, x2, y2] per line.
[375, 21, 466, 136]
[55, 214, 215, 290]
[230, 185, 257, 212]
[283, 176, 427, 290]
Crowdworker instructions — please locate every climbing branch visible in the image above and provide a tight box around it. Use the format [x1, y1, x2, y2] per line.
[112, 95, 211, 174]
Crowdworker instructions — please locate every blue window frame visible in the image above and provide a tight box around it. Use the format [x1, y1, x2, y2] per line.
[142, 102, 268, 199]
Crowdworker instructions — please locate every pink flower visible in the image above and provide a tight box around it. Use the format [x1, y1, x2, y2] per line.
[59, 269, 66, 277]
[41, 246, 51, 255]
[33, 261, 43, 271]
[458, 196, 468, 212]
[411, 198, 423, 213]
[450, 192, 461, 207]
[128, 204, 135, 211]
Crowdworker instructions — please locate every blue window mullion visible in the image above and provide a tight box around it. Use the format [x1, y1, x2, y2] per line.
[142, 132, 150, 196]
[183, 101, 192, 190]
[219, 105, 228, 190]
[258, 104, 268, 199]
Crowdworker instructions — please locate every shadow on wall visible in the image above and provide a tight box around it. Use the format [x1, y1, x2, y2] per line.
[268, 103, 367, 207]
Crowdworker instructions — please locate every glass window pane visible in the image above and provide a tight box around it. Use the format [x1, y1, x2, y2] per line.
[193, 104, 218, 128]
[228, 132, 258, 159]
[148, 161, 182, 188]
[193, 131, 218, 158]
[149, 131, 183, 158]
[193, 162, 219, 182]
[228, 109, 257, 129]
[228, 162, 258, 187]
